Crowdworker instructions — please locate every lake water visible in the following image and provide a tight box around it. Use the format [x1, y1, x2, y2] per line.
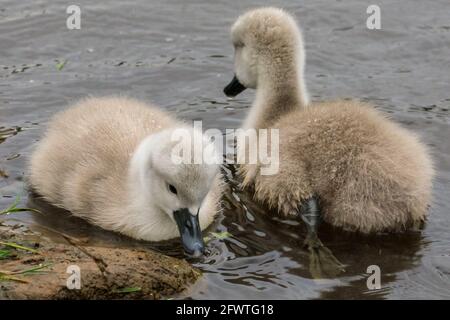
[1, 0, 449, 299]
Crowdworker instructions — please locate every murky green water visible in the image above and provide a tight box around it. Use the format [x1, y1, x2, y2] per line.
[1, 0, 449, 299]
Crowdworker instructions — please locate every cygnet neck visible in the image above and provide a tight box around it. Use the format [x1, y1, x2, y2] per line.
[128, 135, 162, 217]
[244, 52, 308, 130]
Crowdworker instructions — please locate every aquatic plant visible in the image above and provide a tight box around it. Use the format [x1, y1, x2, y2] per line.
[203, 231, 232, 243]
[0, 195, 41, 215]
[0, 263, 52, 283]
[113, 287, 142, 294]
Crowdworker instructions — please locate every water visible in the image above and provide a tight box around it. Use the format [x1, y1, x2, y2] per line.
[1, 0, 449, 299]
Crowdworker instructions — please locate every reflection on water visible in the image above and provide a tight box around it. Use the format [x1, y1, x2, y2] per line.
[1, 0, 450, 299]
[27, 195, 186, 257]
[17, 165, 442, 300]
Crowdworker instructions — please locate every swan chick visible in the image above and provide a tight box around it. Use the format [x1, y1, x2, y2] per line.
[223, 7, 434, 234]
[29, 96, 222, 255]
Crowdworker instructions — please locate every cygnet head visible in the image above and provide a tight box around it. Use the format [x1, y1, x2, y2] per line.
[224, 7, 307, 104]
[130, 127, 220, 256]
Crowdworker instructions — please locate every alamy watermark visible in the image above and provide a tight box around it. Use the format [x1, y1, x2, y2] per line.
[66, 5, 380, 31]
[170, 121, 280, 175]
[66, 5, 81, 30]
[366, 265, 381, 290]
[66, 264, 81, 290]
[366, 5, 381, 30]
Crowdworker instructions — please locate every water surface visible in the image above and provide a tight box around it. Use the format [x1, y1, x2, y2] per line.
[1, 0, 449, 299]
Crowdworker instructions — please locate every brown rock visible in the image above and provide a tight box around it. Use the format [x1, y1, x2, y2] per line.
[0, 225, 200, 299]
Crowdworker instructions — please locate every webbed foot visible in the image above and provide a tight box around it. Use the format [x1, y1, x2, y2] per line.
[299, 197, 346, 278]
[304, 232, 346, 279]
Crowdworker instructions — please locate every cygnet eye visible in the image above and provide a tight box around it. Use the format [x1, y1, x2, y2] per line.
[168, 183, 178, 195]
[234, 41, 244, 49]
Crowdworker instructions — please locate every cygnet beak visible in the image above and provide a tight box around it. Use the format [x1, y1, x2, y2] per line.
[173, 208, 205, 257]
[224, 75, 246, 97]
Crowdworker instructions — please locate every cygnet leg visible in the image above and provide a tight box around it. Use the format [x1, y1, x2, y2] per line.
[299, 196, 321, 235]
[298, 196, 345, 278]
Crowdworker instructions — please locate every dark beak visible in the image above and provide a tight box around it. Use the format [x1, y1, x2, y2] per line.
[173, 208, 204, 257]
[223, 75, 246, 97]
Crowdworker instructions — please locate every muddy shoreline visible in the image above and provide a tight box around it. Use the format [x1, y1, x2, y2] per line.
[0, 224, 200, 299]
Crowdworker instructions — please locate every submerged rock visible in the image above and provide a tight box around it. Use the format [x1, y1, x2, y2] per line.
[0, 225, 200, 299]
